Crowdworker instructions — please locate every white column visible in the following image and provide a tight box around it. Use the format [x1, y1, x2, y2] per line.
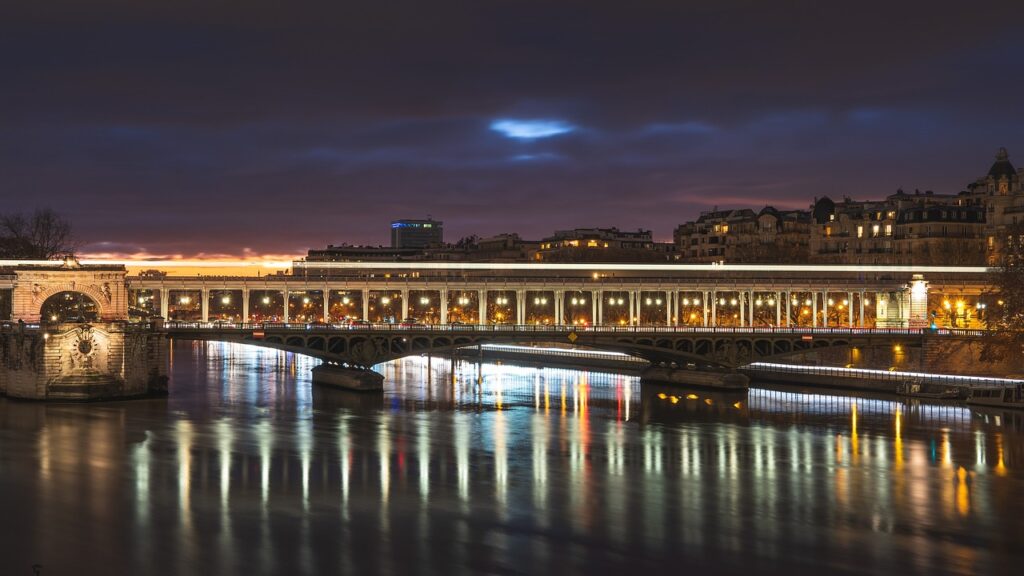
[324, 288, 331, 322]
[440, 289, 448, 324]
[786, 291, 792, 327]
[201, 288, 209, 322]
[283, 288, 290, 323]
[823, 291, 829, 328]
[629, 290, 637, 325]
[670, 291, 677, 326]
[847, 291, 854, 327]
[811, 292, 818, 328]
[242, 289, 250, 322]
[361, 289, 369, 321]
[775, 291, 781, 327]
[160, 291, 169, 319]
[516, 290, 524, 324]
[551, 290, 560, 325]
[908, 275, 928, 327]
[859, 291, 865, 327]
[739, 294, 745, 328]
[401, 289, 409, 321]
[703, 290, 710, 326]
[479, 290, 487, 325]
[749, 290, 755, 327]
[711, 290, 717, 326]
[665, 291, 672, 325]
[593, 290, 601, 325]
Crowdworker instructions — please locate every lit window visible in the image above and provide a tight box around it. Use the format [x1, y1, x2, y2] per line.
[885, 224, 892, 236]
[856, 225, 863, 238]
[872, 224, 880, 237]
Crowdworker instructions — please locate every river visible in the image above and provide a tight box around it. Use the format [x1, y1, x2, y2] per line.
[1, 341, 1022, 575]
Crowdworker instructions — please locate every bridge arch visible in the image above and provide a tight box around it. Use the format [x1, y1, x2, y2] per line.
[222, 332, 738, 370]
[40, 291, 100, 323]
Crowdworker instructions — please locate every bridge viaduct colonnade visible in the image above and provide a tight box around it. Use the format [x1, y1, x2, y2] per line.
[122, 262, 993, 330]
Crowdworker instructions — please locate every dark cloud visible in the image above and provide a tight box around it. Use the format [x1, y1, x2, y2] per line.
[2, 1, 1023, 255]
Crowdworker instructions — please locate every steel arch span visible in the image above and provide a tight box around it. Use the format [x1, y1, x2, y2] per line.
[163, 322, 978, 372]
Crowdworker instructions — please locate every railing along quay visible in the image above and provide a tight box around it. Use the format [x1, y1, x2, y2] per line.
[746, 362, 1024, 389]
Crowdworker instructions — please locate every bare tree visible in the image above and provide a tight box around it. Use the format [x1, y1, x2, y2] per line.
[916, 237, 987, 266]
[980, 223, 1024, 363]
[0, 208, 77, 259]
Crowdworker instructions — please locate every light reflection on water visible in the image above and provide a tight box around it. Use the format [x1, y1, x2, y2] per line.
[1, 341, 1023, 575]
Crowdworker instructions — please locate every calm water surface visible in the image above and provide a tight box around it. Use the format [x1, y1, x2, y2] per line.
[2, 341, 1024, 575]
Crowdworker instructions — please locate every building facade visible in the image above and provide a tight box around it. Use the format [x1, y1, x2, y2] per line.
[391, 218, 444, 248]
[674, 208, 811, 263]
[538, 228, 676, 262]
[675, 149, 1019, 265]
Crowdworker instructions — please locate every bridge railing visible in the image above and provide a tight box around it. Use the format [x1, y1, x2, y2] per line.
[161, 321, 986, 338]
[1, 321, 156, 332]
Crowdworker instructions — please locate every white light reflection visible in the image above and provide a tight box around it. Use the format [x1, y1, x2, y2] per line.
[606, 420, 627, 546]
[217, 420, 233, 507]
[338, 416, 350, 518]
[216, 420, 234, 569]
[418, 418, 430, 501]
[132, 431, 151, 526]
[257, 420, 272, 507]
[455, 415, 470, 507]
[975, 431, 986, 470]
[532, 416, 549, 527]
[494, 403, 508, 518]
[298, 419, 312, 510]
[175, 419, 195, 555]
[378, 416, 391, 505]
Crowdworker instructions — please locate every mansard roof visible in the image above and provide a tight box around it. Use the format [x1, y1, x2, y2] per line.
[988, 147, 1017, 180]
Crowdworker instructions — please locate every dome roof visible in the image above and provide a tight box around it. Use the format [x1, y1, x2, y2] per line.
[988, 147, 1016, 179]
[812, 196, 834, 224]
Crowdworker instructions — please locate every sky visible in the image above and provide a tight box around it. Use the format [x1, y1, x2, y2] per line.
[3, 0, 1024, 258]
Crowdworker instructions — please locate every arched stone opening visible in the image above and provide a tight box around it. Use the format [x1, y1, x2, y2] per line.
[40, 291, 99, 323]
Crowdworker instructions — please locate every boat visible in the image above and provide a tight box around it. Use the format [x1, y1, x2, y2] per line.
[966, 384, 1024, 408]
[895, 379, 960, 400]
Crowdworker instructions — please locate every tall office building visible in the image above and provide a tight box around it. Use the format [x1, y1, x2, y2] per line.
[391, 218, 443, 248]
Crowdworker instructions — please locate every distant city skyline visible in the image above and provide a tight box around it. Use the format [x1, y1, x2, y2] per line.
[5, 2, 1023, 258]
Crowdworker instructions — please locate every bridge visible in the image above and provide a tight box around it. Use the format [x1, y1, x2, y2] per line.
[0, 259, 997, 397]
[163, 320, 983, 390]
